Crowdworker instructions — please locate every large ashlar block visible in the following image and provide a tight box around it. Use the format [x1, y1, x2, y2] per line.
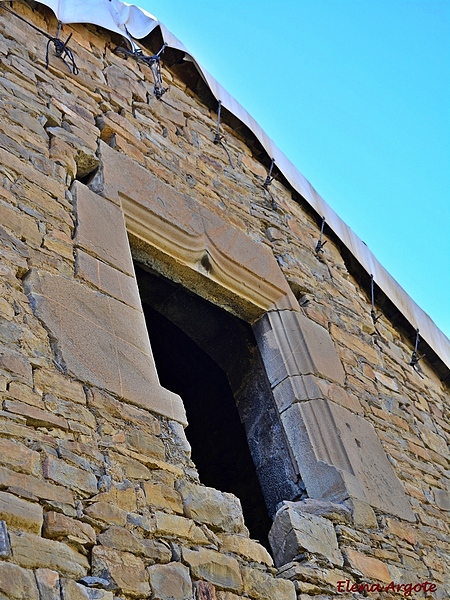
[254, 310, 345, 388]
[72, 181, 134, 276]
[268, 504, 343, 567]
[281, 399, 415, 521]
[24, 269, 186, 425]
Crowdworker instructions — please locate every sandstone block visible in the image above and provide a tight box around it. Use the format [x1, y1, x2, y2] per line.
[385, 518, 418, 546]
[43, 456, 98, 495]
[75, 248, 142, 310]
[241, 566, 296, 600]
[0, 466, 74, 506]
[219, 534, 273, 566]
[25, 269, 186, 425]
[269, 505, 343, 567]
[176, 481, 246, 533]
[43, 511, 96, 545]
[182, 547, 243, 593]
[345, 549, 391, 583]
[0, 347, 32, 382]
[0, 562, 39, 600]
[98, 526, 146, 555]
[92, 545, 150, 597]
[72, 181, 133, 274]
[254, 309, 345, 387]
[83, 502, 128, 527]
[153, 511, 209, 544]
[0, 490, 43, 534]
[9, 531, 89, 578]
[279, 499, 352, 524]
[33, 369, 86, 405]
[87, 389, 160, 434]
[3, 399, 68, 430]
[142, 481, 183, 514]
[0, 437, 41, 475]
[433, 488, 450, 511]
[147, 562, 192, 600]
[140, 538, 172, 563]
[281, 399, 415, 521]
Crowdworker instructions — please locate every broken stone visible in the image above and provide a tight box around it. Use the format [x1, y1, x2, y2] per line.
[35, 569, 61, 600]
[91, 545, 150, 597]
[182, 547, 243, 593]
[62, 579, 114, 599]
[176, 481, 246, 534]
[278, 499, 352, 524]
[269, 505, 343, 567]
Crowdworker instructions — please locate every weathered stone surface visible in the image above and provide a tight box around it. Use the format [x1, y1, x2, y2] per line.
[254, 309, 345, 387]
[83, 502, 128, 527]
[97, 526, 146, 555]
[75, 248, 142, 310]
[345, 549, 391, 583]
[219, 534, 273, 566]
[3, 399, 69, 430]
[9, 531, 89, 578]
[0, 437, 40, 475]
[61, 579, 114, 600]
[147, 562, 192, 600]
[72, 181, 134, 275]
[43, 511, 96, 545]
[153, 511, 209, 544]
[279, 499, 352, 524]
[346, 499, 378, 529]
[281, 399, 415, 520]
[142, 481, 183, 514]
[35, 569, 61, 600]
[176, 481, 246, 533]
[0, 519, 11, 557]
[0, 347, 32, 382]
[0, 562, 40, 600]
[269, 505, 343, 567]
[0, 490, 43, 534]
[433, 488, 450, 511]
[25, 269, 186, 425]
[0, 466, 74, 505]
[182, 547, 243, 592]
[91, 546, 150, 597]
[241, 566, 296, 600]
[43, 456, 98, 495]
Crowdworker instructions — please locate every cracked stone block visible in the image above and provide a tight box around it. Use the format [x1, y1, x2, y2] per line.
[147, 562, 192, 600]
[268, 504, 343, 567]
[254, 310, 345, 388]
[281, 399, 415, 521]
[24, 269, 186, 425]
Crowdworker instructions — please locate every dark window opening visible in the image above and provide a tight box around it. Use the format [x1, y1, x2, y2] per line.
[134, 264, 275, 547]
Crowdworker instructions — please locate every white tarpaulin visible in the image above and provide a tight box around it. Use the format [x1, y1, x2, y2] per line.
[32, 0, 158, 40]
[8, 0, 448, 368]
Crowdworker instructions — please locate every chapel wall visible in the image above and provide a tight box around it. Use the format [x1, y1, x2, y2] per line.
[0, 3, 448, 600]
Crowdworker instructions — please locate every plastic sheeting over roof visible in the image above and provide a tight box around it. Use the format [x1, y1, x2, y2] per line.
[32, 0, 450, 369]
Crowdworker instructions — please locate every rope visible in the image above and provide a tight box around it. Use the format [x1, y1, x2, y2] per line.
[115, 43, 168, 99]
[0, 5, 79, 75]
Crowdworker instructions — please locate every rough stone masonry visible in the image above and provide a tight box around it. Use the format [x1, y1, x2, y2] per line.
[0, 2, 448, 600]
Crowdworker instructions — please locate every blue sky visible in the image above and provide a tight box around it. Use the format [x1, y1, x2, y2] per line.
[138, 0, 450, 340]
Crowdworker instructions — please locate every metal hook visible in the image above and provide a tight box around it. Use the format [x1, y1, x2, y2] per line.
[315, 216, 327, 253]
[263, 158, 276, 189]
[370, 274, 382, 325]
[410, 328, 425, 377]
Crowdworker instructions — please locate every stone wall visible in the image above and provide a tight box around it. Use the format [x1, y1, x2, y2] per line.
[0, 3, 448, 600]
